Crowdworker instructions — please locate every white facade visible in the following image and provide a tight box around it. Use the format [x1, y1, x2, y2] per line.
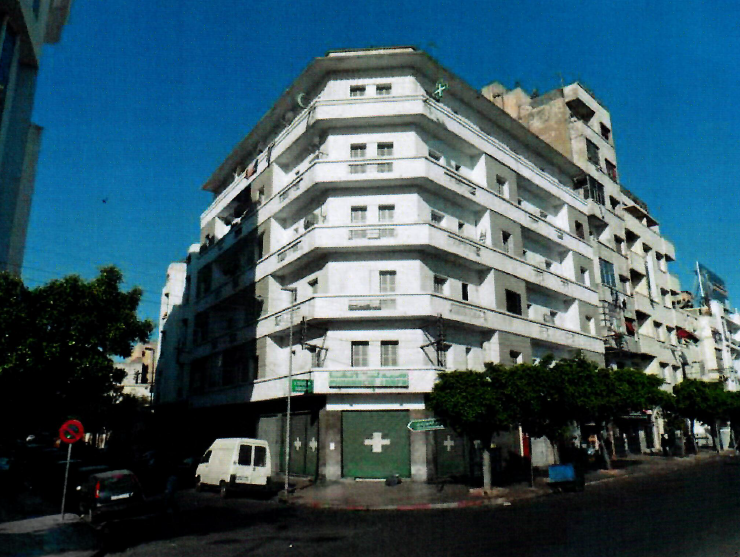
[156, 47, 618, 481]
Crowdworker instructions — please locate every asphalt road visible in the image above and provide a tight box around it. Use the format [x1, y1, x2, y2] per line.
[104, 457, 740, 557]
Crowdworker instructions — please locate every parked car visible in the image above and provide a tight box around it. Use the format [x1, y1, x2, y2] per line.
[77, 469, 148, 523]
[195, 438, 272, 497]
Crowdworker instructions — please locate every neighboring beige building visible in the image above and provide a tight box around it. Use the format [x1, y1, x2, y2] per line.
[484, 82, 703, 384]
[116, 342, 157, 402]
[483, 81, 707, 452]
[0, 0, 73, 275]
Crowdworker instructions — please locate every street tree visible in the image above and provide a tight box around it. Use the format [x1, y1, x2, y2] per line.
[0, 267, 153, 439]
[429, 370, 510, 490]
[673, 379, 730, 453]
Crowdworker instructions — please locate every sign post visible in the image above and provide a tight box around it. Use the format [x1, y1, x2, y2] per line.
[59, 419, 84, 519]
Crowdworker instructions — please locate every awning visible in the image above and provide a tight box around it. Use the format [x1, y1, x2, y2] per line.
[677, 327, 698, 342]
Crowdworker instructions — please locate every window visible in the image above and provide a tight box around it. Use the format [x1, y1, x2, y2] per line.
[200, 450, 212, 464]
[461, 283, 469, 301]
[351, 206, 367, 223]
[510, 350, 523, 364]
[585, 315, 595, 335]
[580, 266, 590, 286]
[494, 175, 508, 197]
[605, 160, 618, 182]
[600, 123, 611, 141]
[379, 271, 396, 293]
[501, 231, 512, 254]
[505, 290, 523, 315]
[257, 232, 266, 259]
[376, 84, 392, 96]
[575, 221, 585, 240]
[351, 341, 369, 367]
[376, 162, 393, 173]
[349, 164, 367, 174]
[253, 446, 267, 468]
[238, 444, 253, 466]
[350, 143, 367, 158]
[586, 139, 600, 166]
[599, 258, 617, 288]
[379, 205, 395, 222]
[33, 0, 41, 17]
[433, 275, 447, 294]
[350, 85, 366, 97]
[381, 341, 399, 367]
[377, 142, 394, 156]
[430, 211, 444, 225]
[584, 176, 605, 205]
[614, 236, 625, 256]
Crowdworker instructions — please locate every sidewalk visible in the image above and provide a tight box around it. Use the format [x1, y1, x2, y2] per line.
[287, 450, 730, 511]
[0, 513, 101, 557]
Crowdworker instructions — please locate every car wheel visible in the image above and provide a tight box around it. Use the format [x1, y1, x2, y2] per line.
[195, 477, 203, 492]
[219, 482, 229, 499]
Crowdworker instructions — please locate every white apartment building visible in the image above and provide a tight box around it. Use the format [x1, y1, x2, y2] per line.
[155, 47, 605, 481]
[0, 0, 72, 275]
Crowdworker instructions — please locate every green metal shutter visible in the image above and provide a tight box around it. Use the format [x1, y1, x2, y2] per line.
[434, 429, 468, 479]
[342, 411, 410, 479]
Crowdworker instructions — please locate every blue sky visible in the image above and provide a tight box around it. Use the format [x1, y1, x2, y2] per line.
[22, 0, 740, 329]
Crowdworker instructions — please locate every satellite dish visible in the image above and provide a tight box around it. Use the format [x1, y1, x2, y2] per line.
[296, 92, 308, 108]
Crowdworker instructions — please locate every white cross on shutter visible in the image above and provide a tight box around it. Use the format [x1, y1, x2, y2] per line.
[364, 432, 391, 453]
[443, 435, 455, 452]
[309, 437, 318, 452]
[294, 437, 302, 451]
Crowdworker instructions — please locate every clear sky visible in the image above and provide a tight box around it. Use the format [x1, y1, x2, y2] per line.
[22, 0, 740, 330]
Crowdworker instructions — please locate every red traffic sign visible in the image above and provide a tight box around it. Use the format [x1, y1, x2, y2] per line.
[59, 420, 84, 444]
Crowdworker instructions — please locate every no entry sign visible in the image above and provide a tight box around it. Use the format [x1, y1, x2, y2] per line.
[59, 420, 84, 444]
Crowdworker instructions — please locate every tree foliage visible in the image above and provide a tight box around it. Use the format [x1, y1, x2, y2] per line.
[0, 267, 153, 437]
[431, 354, 667, 450]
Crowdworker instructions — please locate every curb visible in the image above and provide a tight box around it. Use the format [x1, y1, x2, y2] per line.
[301, 497, 504, 511]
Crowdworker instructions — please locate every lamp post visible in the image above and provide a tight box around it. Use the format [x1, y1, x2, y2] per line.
[282, 287, 297, 497]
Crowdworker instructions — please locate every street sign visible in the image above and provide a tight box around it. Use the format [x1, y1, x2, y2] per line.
[59, 420, 84, 444]
[59, 419, 84, 520]
[292, 379, 314, 394]
[407, 418, 445, 432]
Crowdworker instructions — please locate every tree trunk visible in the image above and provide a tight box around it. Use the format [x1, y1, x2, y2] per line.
[482, 448, 492, 491]
[710, 420, 720, 453]
[598, 430, 612, 470]
[689, 418, 698, 454]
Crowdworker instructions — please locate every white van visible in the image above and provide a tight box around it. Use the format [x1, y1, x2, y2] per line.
[195, 438, 272, 497]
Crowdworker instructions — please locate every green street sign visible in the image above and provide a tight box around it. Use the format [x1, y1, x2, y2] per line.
[407, 418, 445, 432]
[292, 379, 313, 394]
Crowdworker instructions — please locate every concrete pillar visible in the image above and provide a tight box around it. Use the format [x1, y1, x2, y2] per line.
[319, 409, 341, 481]
[409, 409, 428, 482]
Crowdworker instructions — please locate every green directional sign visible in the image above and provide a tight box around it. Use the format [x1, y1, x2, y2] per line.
[292, 379, 313, 394]
[407, 418, 445, 432]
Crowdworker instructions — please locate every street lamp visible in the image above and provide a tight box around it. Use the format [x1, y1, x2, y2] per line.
[282, 287, 297, 498]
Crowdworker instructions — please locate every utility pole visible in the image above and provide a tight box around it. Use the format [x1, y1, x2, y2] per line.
[282, 287, 297, 499]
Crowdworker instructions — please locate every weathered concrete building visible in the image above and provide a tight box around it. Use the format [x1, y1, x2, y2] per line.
[155, 47, 606, 481]
[482, 81, 711, 452]
[115, 342, 158, 402]
[0, 0, 72, 275]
